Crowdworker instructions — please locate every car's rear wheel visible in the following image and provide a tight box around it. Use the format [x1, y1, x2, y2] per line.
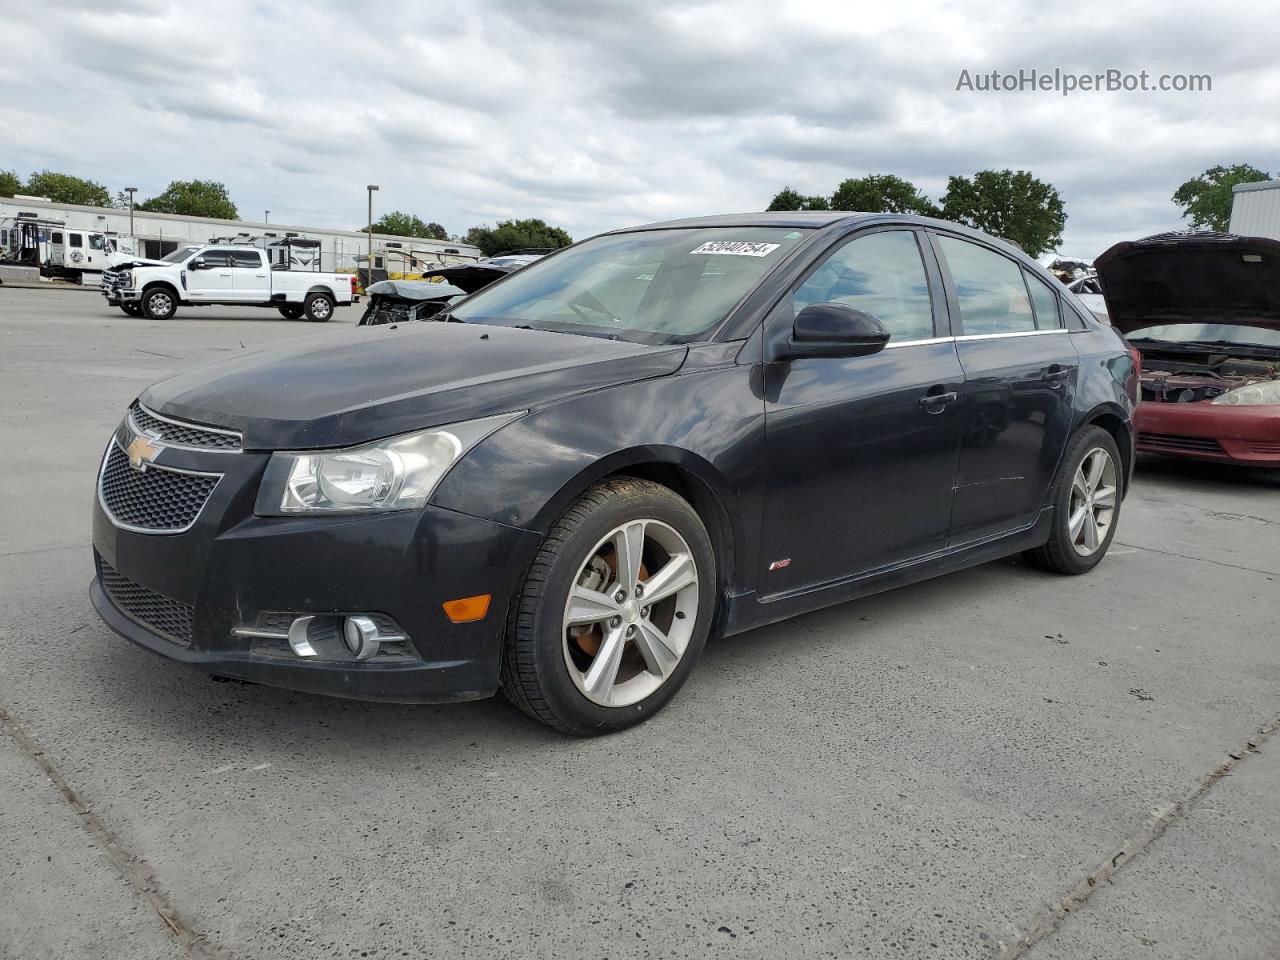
[303, 293, 333, 322]
[140, 287, 177, 320]
[501, 477, 715, 735]
[1023, 426, 1123, 575]
[277, 304, 304, 320]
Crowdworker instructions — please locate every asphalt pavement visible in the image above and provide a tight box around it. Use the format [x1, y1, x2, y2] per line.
[1, 286, 1277, 960]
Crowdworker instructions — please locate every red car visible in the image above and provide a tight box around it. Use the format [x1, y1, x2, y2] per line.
[1095, 232, 1280, 466]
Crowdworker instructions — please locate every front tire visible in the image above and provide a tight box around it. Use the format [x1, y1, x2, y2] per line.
[119, 302, 142, 317]
[303, 293, 334, 322]
[1023, 426, 1123, 575]
[140, 287, 177, 320]
[501, 477, 716, 736]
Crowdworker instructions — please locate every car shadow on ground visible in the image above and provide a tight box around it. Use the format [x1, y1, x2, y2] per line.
[1135, 453, 1280, 491]
[88, 559, 1008, 757]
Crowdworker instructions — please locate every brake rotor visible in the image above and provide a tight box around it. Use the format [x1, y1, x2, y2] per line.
[572, 550, 648, 657]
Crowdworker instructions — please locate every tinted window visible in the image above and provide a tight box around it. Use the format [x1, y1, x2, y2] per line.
[792, 230, 934, 342]
[69, 233, 83, 246]
[198, 250, 232, 267]
[51, 232, 63, 244]
[1025, 270, 1062, 329]
[938, 236, 1036, 335]
[89, 234, 105, 250]
[231, 250, 262, 268]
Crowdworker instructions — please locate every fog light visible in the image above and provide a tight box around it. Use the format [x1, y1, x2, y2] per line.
[343, 615, 381, 660]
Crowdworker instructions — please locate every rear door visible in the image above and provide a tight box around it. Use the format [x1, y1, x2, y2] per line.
[230, 249, 270, 301]
[760, 227, 965, 595]
[930, 233, 1077, 543]
[187, 249, 234, 299]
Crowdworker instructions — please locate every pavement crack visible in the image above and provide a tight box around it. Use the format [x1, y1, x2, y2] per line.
[1113, 540, 1279, 578]
[999, 712, 1280, 959]
[0, 704, 232, 960]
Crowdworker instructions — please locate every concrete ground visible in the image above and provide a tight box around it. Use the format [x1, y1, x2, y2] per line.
[1, 286, 1277, 960]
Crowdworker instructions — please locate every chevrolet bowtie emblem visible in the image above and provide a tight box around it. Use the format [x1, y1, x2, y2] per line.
[126, 433, 161, 471]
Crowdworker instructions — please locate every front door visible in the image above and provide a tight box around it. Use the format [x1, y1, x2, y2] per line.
[760, 228, 965, 596]
[187, 250, 235, 299]
[930, 233, 1077, 543]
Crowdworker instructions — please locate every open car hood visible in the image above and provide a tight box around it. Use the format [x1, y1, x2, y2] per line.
[365, 279, 467, 301]
[419, 263, 516, 294]
[1095, 232, 1280, 335]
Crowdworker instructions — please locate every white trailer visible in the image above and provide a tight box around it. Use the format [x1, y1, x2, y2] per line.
[1229, 179, 1280, 240]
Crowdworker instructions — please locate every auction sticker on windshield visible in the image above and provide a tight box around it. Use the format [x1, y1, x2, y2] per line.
[690, 241, 781, 257]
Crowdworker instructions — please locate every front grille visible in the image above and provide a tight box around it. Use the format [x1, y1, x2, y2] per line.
[129, 402, 241, 451]
[1138, 431, 1224, 454]
[96, 553, 194, 647]
[1248, 441, 1280, 455]
[99, 441, 221, 532]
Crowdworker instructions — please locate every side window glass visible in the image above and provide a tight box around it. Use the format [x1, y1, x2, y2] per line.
[231, 250, 262, 268]
[69, 233, 83, 246]
[791, 231, 934, 342]
[938, 236, 1036, 335]
[1025, 270, 1063, 329]
[89, 234, 105, 250]
[51, 232, 63, 244]
[200, 251, 231, 268]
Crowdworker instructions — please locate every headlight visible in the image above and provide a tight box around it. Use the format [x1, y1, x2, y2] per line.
[256, 412, 521, 515]
[1211, 380, 1280, 406]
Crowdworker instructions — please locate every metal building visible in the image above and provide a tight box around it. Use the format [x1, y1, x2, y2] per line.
[1229, 179, 1280, 240]
[0, 195, 480, 276]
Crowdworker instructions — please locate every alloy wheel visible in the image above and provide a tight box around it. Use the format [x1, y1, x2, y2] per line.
[148, 292, 172, 315]
[561, 518, 699, 707]
[1068, 447, 1118, 556]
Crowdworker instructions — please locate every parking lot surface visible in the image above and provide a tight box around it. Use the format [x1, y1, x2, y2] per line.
[2, 286, 1278, 960]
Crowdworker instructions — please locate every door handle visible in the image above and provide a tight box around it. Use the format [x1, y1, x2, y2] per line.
[1042, 365, 1071, 387]
[919, 389, 958, 413]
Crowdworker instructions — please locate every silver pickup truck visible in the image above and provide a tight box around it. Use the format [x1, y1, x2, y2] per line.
[105, 239, 357, 322]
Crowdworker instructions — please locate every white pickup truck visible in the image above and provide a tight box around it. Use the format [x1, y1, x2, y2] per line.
[106, 240, 357, 321]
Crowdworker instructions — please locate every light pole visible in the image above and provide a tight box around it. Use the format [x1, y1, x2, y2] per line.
[366, 184, 379, 284]
[125, 187, 137, 239]
[264, 210, 270, 225]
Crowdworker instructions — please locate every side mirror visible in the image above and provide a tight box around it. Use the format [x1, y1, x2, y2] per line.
[189, 258, 208, 270]
[776, 302, 891, 360]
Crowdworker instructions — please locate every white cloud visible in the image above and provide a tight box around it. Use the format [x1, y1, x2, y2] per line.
[1, 0, 1275, 256]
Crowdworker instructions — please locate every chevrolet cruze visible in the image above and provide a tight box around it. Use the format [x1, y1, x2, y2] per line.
[91, 213, 1137, 735]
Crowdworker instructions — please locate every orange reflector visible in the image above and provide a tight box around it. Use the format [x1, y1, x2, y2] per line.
[443, 594, 491, 623]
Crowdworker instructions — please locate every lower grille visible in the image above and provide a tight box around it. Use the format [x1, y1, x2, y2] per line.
[96, 553, 194, 647]
[1247, 441, 1280, 455]
[99, 441, 221, 533]
[1138, 432, 1224, 454]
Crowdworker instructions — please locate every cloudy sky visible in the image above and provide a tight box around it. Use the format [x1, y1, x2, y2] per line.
[2, 0, 1277, 257]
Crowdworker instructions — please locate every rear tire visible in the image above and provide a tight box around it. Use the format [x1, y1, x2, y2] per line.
[140, 287, 177, 320]
[277, 304, 304, 320]
[1023, 426, 1123, 575]
[303, 293, 333, 322]
[501, 477, 716, 736]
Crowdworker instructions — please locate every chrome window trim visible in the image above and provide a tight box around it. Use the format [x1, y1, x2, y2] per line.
[97, 437, 223, 536]
[953, 328, 1069, 342]
[130, 402, 242, 453]
[884, 336, 955, 350]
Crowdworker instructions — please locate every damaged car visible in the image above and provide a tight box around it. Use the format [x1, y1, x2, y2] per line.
[1095, 231, 1280, 466]
[358, 261, 527, 326]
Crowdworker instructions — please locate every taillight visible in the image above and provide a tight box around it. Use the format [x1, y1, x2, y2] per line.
[350, 275, 359, 295]
[1128, 341, 1142, 373]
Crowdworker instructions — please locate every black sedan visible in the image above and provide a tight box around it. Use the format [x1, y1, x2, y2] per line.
[91, 213, 1137, 735]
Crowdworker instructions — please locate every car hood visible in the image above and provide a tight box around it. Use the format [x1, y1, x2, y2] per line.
[110, 256, 170, 270]
[140, 322, 687, 450]
[1094, 232, 1280, 335]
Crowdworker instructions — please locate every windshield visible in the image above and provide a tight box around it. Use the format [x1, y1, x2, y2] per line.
[1129, 323, 1280, 349]
[450, 227, 809, 342]
[162, 247, 200, 264]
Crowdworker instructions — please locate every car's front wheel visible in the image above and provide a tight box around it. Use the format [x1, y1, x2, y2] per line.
[140, 287, 177, 320]
[501, 477, 715, 735]
[1023, 425, 1123, 575]
[119, 302, 141, 317]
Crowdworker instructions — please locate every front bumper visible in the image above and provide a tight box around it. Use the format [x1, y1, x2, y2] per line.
[91, 449, 543, 701]
[1136, 401, 1280, 466]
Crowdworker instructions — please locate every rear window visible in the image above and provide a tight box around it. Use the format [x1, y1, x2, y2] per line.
[1025, 270, 1063, 329]
[939, 236, 1036, 335]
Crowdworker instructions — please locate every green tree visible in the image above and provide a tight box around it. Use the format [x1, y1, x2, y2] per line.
[1172, 164, 1272, 231]
[0, 169, 21, 198]
[465, 218, 573, 258]
[939, 169, 1066, 257]
[366, 211, 449, 240]
[830, 174, 937, 215]
[137, 179, 238, 219]
[23, 169, 111, 206]
[766, 186, 830, 211]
